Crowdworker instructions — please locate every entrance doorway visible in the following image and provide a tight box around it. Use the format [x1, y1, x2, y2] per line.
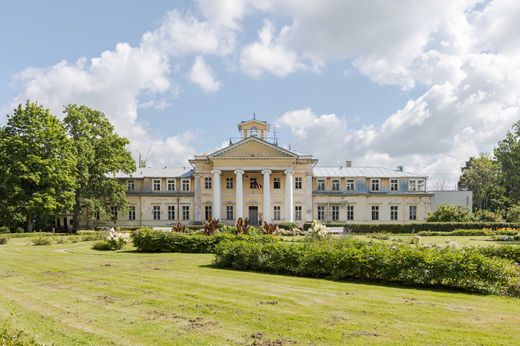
[248, 206, 258, 225]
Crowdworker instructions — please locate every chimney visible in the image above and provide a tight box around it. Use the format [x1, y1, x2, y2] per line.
[345, 160, 352, 168]
[396, 165, 404, 172]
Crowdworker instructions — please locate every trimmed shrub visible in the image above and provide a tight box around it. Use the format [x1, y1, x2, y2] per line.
[213, 239, 520, 297]
[474, 209, 503, 222]
[303, 222, 520, 233]
[92, 240, 113, 251]
[131, 228, 279, 253]
[31, 236, 52, 246]
[478, 246, 520, 264]
[0, 237, 7, 245]
[427, 204, 473, 222]
[278, 222, 297, 230]
[0, 226, 10, 234]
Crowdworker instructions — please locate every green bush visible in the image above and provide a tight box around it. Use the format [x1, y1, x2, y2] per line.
[427, 204, 473, 222]
[92, 240, 113, 251]
[507, 203, 520, 222]
[132, 228, 279, 253]
[278, 222, 297, 230]
[213, 239, 520, 297]
[302, 222, 520, 233]
[15, 227, 25, 233]
[31, 236, 52, 246]
[478, 246, 520, 264]
[0, 226, 10, 234]
[0, 237, 7, 245]
[474, 209, 503, 222]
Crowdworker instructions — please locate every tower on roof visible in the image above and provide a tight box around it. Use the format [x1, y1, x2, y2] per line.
[238, 117, 269, 140]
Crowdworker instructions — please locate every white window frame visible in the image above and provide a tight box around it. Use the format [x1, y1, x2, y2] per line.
[273, 177, 281, 189]
[295, 205, 302, 221]
[273, 206, 281, 220]
[182, 205, 190, 220]
[347, 205, 354, 221]
[153, 179, 161, 191]
[409, 206, 417, 221]
[205, 205, 212, 220]
[317, 206, 325, 221]
[167, 179, 176, 191]
[371, 205, 379, 220]
[226, 205, 234, 220]
[153, 205, 161, 220]
[331, 205, 339, 221]
[168, 205, 175, 220]
[295, 177, 302, 189]
[390, 179, 398, 191]
[182, 179, 190, 191]
[128, 206, 136, 220]
[346, 179, 354, 191]
[205, 177, 212, 190]
[370, 179, 380, 192]
[332, 179, 340, 191]
[390, 206, 398, 220]
[317, 179, 325, 191]
[127, 180, 135, 192]
[226, 177, 233, 189]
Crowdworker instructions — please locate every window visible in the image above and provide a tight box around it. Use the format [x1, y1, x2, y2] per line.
[127, 180, 135, 192]
[110, 206, 118, 220]
[128, 206, 136, 220]
[317, 179, 325, 191]
[205, 205, 212, 220]
[347, 206, 354, 221]
[295, 177, 302, 189]
[168, 206, 175, 220]
[371, 179, 380, 191]
[182, 206, 190, 220]
[390, 206, 398, 220]
[250, 177, 258, 189]
[153, 206, 161, 220]
[332, 179, 340, 191]
[273, 177, 281, 189]
[205, 177, 212, 189]
[226, 177, 233, 189]
[317, 206, 325, 220]
[249, 126, 258, 137]
[390, 179, 398, 191]
[182, 179, 190, 191]
[273, 206, 281, 220]
[167, 179, 175, 191]
[418, 179, 425, 191]
[153, 179, 161, 191]
[371, 206, 379, 220]
[347, 179, 354, 191]
[331, 205, 339, 221]
[295, 206, 302, 221]
[409, 206, 417, 221]
[409, 179, 417, 191]
[226, 205, 234, 220]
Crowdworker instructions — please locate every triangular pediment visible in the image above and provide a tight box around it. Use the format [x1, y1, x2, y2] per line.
[209, 137, 297, 159]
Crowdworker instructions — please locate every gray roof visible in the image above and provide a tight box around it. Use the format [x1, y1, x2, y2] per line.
[313, 167, 426, 178]
[114, 167, 194, 179]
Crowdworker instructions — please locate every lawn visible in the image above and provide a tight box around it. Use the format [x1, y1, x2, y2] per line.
[1, 238, 520, 345]
[351, 234, 520, 247]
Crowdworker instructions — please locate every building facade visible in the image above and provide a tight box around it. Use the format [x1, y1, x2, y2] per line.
[93, 118, 432, 228]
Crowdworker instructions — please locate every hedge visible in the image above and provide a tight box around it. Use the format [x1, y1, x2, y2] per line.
[478, 246, 520, 264]
[213, 239, 520, 297]
[302, 222, 520, 233]
[131, 228, 279, 253]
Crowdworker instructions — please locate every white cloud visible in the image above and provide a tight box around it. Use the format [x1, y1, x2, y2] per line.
[189, 56, 221, 92]
[240, 20, 303, 77]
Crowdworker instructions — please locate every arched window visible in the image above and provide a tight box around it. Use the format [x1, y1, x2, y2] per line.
[249, 126, 259, 137]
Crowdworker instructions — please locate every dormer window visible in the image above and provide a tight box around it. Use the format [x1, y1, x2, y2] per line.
[249, 127, 259, 137]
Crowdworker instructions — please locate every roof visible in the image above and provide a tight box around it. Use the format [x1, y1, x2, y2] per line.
[114, 167, 194, 179]
[313, 167, 426, 178]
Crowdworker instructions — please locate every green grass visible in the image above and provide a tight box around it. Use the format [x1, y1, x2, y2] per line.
[352, 234, 520, 247]
[1, 238, 520, 345]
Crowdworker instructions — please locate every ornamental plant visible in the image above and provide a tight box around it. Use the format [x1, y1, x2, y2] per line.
[106, 228, 129, 250]
[308, 220, 328, 239]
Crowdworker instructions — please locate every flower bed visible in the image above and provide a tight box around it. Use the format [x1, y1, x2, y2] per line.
[213, 238, 520, 297]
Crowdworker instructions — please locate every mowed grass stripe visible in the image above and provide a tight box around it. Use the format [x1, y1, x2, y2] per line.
[1, 238, 520, 345]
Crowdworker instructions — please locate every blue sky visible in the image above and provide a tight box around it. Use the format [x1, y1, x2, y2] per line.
[1, 1, 518, 187]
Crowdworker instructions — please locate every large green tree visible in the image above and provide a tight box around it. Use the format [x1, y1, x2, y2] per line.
[63, 105, 135, 230]
[0, 101, 76, 231]
[494, 120, 520, 205]
[457, 153, 506, 211]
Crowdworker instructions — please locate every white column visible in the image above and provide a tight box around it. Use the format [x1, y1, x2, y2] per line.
[285, 169, 294, 222]
[194, 174, 201, 222]
[305, 173, 313, 221]
[212, 170, 221, 219]
[262, 169, 272, 223]
[234, 169, 244, 220]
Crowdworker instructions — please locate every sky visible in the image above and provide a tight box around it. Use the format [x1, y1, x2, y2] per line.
[1, 0, 519, 189]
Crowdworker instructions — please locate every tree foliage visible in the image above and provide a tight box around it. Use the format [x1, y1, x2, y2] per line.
[458, 153, 506, 211]
[63, 105, 135, 230]
[0, 101, 76, 231]
[427, 204, 473, 222]
[494, 120, 520, 205]
[506, 203, 520, 223]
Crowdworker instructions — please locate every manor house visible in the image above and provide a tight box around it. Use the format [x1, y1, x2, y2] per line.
[98, 117, 433, 228]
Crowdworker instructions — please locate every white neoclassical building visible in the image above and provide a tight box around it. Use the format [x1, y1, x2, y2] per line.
[81, 117, 433, 228]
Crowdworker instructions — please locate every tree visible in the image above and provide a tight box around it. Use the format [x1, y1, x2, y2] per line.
[494, 120, 520, 205]
[63, 105, 135, 230]
[506, 203, 520, 223]
[0, 101, 76, 231]
[457, 153, 506, 212]
[427, 204, 473, 222]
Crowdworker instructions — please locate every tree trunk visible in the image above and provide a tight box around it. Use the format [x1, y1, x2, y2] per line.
[72, 189, 81, 232]
[26, 214, 33, 232]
